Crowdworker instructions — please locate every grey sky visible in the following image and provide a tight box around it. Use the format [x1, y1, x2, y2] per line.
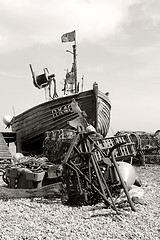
[0, 0, 160, 135]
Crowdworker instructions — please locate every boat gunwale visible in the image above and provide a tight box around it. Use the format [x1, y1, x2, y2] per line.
[12, 89, 96, 120]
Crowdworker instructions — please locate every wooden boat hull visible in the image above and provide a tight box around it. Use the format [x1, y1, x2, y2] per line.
[11, 83, 111, 155]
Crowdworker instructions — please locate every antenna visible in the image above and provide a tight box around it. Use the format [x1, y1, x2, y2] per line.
[12, 106, 16, 116]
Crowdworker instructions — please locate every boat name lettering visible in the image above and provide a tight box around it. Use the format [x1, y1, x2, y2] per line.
[52, 104, 73, 118]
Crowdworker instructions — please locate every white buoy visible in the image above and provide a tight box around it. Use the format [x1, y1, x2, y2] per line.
[86, 125, 96, 133]
[13, 152, 24, 161]
[117, 162, 137, 188]
[3, 115, 13, 126]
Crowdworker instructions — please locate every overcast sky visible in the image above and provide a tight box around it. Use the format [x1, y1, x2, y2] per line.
[0, 0, 160, 135]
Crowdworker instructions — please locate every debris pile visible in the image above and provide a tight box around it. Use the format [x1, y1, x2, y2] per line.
[1, 102, 145, 212]
[2, 128, 143, 213]
[2, 155, 63, 189]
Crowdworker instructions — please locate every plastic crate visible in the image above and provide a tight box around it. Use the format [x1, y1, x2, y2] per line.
[95, 134, 136, 161]
[5, 167, 45, 189]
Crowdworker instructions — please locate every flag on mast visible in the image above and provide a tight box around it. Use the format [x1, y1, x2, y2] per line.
[61, 30, 75, 43]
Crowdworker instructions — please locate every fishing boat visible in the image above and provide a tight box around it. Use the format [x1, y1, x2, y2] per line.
[7, 31, 111, 155]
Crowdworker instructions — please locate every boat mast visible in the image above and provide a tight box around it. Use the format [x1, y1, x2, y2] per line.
[62, 30, 78, 94]
[66, 43, 78, 93]
[73, 43, 78, 93]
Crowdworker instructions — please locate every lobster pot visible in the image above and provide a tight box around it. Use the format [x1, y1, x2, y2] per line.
[136, 133, 158, 148]
[43, 129, 76, 164]
[115, 131, 159, 151]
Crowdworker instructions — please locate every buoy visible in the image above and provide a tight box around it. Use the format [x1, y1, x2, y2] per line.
[13, 152, 24, 161]
[3, 115, 13, 126]
[117, 162, 137, 188]
[86, 125, 96, 133]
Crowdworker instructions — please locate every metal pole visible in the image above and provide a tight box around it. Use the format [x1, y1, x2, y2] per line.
[110, 152, 136, 211]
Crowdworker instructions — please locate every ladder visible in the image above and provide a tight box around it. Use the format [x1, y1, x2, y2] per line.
[0, 132, 12, 160]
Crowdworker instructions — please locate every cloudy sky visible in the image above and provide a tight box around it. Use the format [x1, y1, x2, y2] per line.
[0, 0, 160, 135]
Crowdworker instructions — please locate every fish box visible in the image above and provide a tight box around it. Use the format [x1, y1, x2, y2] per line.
[4, 168, 45, 189]
[25, 171, 45, 181]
